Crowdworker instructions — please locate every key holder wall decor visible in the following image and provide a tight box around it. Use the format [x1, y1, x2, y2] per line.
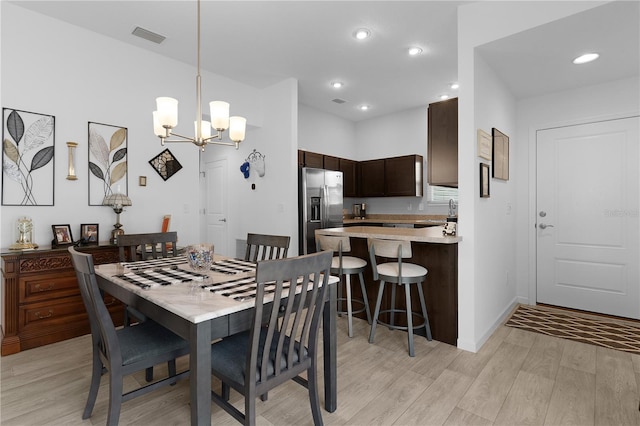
[240, 149, 265, 190]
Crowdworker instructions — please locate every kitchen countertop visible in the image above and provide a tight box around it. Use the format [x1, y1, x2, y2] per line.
[316, 225, 461, 244]
[342, 214, 450, 226]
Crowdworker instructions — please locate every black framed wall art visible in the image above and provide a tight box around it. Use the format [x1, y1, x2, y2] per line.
[2, 108, 55, 206]
[88, 121, 128, 205]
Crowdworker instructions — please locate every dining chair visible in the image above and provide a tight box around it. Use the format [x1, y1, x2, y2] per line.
[210, 250, 332, 426]
[68, 246, 189, 426]
[244, 233, 290, 262]
[367, 238, 432, 357]
[117, 231, 178, 261]
[316, 234, 371, 337]
[117, 231, 179, 381]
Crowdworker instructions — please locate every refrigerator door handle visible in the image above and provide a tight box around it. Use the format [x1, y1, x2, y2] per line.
[322, 185, 328, 228]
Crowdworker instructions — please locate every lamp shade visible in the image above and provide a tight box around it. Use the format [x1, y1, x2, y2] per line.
[229, 116, 247, 142]
[156, 97, 179, 128]
[102, 192, 132, 208]
[210, 101, 230, 131]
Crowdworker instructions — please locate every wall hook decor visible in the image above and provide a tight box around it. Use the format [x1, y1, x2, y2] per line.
[246, 149, 265, 177]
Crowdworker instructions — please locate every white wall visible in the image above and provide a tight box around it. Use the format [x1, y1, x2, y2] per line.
[457, 0, 606, 352]
[202, 78, 300, 255]
[0, 3, 263, 248]
[515, 76, 640, 307]
[298, 104, 356, 160]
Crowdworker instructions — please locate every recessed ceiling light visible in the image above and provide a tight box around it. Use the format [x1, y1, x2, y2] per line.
[408, 47, 423, 56]
[354, 28, 371, 40]
[440, 95, 449, 100]
[359, 104, 370, 111]
[330, 81, 344, 89]
[450, 83, 459, 90]
[573, 53, 599, 64]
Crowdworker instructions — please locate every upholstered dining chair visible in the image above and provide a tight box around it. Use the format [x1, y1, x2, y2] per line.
[117, 231, 180, 381]
[316, 234, 371, 337]
[244, 233, 290, 262]
[367, 238, 432, 357]
[210, 250, 333, 426]
[68, 246, 189, 426]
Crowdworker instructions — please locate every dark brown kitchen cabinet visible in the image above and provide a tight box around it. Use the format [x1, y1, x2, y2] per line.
[385, 155, 423, 196]
[339, 158, 357, 197]
[359, 159, 385, 197]
[323, 155, 340, 171]
[428, 97, 458, 188]
[301, 151, 323, 168]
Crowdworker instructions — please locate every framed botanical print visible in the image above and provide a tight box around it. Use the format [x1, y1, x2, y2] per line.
[2, 108, 55, 206]
[88, 122, 128, 205]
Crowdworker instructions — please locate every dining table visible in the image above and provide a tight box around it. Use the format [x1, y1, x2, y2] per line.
[94, 254, 338, 426]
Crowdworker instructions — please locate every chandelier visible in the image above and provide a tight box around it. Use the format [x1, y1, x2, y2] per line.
[152, 0, 246, 151]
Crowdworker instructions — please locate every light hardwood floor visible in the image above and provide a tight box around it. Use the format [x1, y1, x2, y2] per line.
[2, 316, 640, 425]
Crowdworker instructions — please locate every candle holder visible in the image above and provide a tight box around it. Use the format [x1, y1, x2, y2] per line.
[66, 141, 78, 180]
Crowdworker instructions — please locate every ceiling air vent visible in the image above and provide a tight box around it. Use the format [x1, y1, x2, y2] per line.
[332, 98, 347, 104]
[132, 26, 166, 44]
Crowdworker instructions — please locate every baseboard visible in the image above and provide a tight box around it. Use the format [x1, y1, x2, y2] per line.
[457, 297, 521, 353]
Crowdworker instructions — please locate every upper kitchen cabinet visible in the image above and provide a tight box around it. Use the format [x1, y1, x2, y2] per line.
[385, 155, 423, 196]
[428, 97, 458, 188]
[359, 159, 385, 197]
[323, 155, 340, 171]
[339, 158, 358, 197]
[301, 151, 324, 168]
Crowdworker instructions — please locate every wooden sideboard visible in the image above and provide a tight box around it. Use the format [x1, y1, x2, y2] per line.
[1, 245, 125, 356]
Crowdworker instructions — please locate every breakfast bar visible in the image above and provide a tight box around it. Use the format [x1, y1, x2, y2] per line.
[315, 225, 461, 346]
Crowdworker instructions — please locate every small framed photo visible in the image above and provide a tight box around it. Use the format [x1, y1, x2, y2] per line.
[80, 223, 99, 245]
[52, 224, 74, 245]
[480, 163, 490, 198]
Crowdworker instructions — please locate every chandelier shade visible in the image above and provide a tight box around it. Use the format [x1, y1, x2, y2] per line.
[152, 0, 247, 151]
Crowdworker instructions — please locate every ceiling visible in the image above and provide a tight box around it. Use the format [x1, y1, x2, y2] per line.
[9, 1, 639, 122]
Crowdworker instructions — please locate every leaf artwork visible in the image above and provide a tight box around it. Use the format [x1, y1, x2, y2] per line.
[2, 109, 55, 206]
[88, 122, 128, 205]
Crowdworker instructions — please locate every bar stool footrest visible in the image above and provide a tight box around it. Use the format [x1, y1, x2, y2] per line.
[375, 309, 428, 332]
[337, 297, 369, 316]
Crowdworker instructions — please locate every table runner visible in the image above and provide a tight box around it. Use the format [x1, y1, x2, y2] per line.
[210, 258, 256, 274]
[116, 267, 207, 289]
[121, 256, 187, 270]
[202, 277, 285, 301]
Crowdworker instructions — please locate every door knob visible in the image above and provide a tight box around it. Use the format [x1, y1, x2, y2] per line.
[538, 223, 554, 229]
[219, 218, 227, 222]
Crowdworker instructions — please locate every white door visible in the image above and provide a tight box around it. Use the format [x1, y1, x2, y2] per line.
[205, 159, 229, 256]
[536, 117, 639, 318]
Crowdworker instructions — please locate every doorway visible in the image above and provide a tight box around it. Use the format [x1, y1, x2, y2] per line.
[205, 159, 229, 256]
[536, 116, 639, 318]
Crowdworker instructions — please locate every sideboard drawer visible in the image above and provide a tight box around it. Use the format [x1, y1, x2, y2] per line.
[19, 297, 87, 329]
[19, 271, 78, 303]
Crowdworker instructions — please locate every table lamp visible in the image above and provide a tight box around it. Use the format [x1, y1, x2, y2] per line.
[102, 192, 132, 244]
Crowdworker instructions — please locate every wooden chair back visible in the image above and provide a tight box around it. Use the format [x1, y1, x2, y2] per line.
[117, 232, 178, 261]
[244, 233, 290, 262]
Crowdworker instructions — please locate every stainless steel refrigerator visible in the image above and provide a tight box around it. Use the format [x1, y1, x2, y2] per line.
[299, 167, 343, 254]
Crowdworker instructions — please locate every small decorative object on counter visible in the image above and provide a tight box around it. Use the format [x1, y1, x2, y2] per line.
[442, 222, 457, 236]
[9, 216, 38, 250]
[187, 243, 214, 272]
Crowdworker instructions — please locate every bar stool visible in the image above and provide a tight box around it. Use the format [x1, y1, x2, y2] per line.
[367, 238, 432, 357]
[316, 234, 372, 337]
